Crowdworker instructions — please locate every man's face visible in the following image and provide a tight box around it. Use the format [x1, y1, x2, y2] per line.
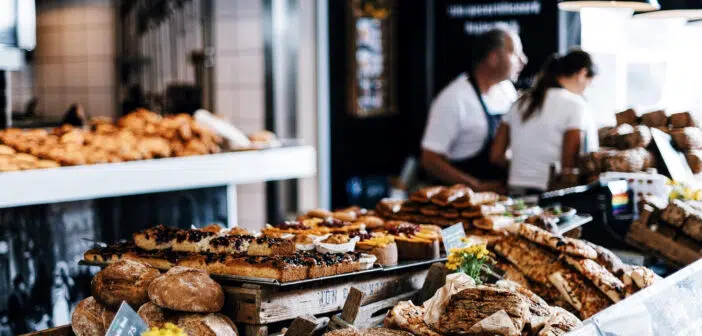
[492, 33, 527, 82]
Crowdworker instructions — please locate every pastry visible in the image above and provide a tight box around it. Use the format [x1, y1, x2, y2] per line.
[385, 221, 440, 260]
[355, 233, 398, 266]
[430, 185, 471, 207]
[148, 266, 225, 313]
[494, 237, 562, 285]
[91, 260, 160, 309]
[537, 307, 582, 336]
[409, 186, 445, 204]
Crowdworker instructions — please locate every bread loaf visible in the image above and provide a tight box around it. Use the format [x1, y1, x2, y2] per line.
[615, 109, 638, 126]
[148, 266, 224, 313]
[672, 127, 702, 150]
[138, 302, 179, 328]
[91, 260, 160, 309]
[640, 110, 667, 128]
[177, 313, 238, 336]
[669, 112, 695, 128]
[616, 125, 651, 149]
[72, 297, 107, 336]
[686, 150, 702, 174]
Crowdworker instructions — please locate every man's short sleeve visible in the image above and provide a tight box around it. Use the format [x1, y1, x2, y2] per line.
[421, 94, 462, 156]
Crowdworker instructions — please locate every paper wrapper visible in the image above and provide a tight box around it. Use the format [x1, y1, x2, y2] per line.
[359, 254, 378, 270]
[315, 236, 360, 254]
[422, 272, 476, 330]
[296, 234, 331, 251]
[466, 310, 522, 336]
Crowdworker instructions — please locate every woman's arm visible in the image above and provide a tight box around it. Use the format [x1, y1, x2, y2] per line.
[561, 129, 583, 169]
[490, 122, 510, 169]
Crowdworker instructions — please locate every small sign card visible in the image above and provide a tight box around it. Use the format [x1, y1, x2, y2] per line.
[105, 302, 149, 336]
[441, 223, 467, 252]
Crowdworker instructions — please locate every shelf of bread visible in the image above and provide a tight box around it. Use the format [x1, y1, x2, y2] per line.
[0, 144, 315, 208]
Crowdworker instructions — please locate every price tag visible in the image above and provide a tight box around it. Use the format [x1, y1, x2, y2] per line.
[441, 223, 467, 252]
[105, 302, 149, 336]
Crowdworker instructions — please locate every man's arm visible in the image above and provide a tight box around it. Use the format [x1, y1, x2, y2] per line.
[489, 122, 510, 169]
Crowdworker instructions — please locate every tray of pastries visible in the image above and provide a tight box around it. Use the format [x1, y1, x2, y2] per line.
[0, 109, 282, 172]
[82, 207, 447, 286]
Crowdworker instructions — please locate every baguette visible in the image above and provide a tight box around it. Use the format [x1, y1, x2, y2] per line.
[517, 223, 597, 259]
[563, 256, 625, 303]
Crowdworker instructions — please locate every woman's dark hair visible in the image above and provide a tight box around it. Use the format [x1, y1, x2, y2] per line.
[61, 104, 87, 127]
[518, 49, 597, 122]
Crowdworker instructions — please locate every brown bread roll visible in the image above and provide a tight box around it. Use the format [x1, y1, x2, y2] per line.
[91, 259, 161, 309]
[669, 112, 695, 128]
[101, 308, 117, 329]
[640, 110, 667, 128]
[177, 313, 238, 336]
[148, 266, 224, 313]
[615, 108, 638, 126]
[72, 297, 107, 336]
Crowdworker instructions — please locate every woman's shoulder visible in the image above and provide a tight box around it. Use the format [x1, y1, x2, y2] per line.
[546, 88, 588, 111]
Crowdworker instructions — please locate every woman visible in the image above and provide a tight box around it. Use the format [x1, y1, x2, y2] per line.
[490, 49, 598, 195]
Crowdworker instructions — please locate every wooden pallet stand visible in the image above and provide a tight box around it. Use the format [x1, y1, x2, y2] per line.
[225, 266, 429, 336]
[626, 219, 702, 267]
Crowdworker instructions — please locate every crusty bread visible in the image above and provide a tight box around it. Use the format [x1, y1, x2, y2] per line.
[72, 297, 107, 336]
[409, 186, 445, 204]
[148, 266, 224, 313]
[177, 313, 238, 336]
[137, 302, 180, 328]
[91, 260, 160, 309]
[101, 309, 116, 329]
[384, 301, 440, 336]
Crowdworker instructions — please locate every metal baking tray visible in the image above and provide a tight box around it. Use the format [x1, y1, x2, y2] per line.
[80, 257, 444, 287]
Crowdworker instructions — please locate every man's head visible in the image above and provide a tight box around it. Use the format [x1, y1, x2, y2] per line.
[471, 26, 527, 82]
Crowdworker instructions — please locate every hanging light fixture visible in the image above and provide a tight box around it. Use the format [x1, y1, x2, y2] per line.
[558, 0, 661, 12]
[635, 0, 702, 19]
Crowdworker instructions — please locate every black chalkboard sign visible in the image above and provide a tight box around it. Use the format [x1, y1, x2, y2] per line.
[433, 0, 560, 92]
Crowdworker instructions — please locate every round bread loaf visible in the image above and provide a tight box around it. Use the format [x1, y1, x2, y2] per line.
[138, 302, 180, 328]
[148, 266, 224, 313]
[101, 308, 117, 329]
[177, 313, 238, 336]
[91, 259, 160, 309]
[72, 297, 107, 336]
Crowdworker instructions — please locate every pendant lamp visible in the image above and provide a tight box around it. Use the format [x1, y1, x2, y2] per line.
[635, 0, 702, 19]
[558, 0, 661, 12]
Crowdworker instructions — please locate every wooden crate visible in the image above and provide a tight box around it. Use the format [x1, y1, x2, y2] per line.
[627, 219, 701, 267]
[225, 267, 428, 336]
[22, 326, 74, 336]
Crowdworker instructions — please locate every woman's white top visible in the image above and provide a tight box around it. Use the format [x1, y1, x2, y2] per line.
[504, 88, 598, 190]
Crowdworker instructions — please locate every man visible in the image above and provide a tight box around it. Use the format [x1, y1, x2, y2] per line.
[7, 275, 30, 334]
[421, 26, 527, 193]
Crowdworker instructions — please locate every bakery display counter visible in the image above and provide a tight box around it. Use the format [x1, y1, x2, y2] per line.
[0, 145, 315, 225]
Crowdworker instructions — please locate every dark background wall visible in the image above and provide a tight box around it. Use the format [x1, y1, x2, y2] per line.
[328, 0, 560, 208]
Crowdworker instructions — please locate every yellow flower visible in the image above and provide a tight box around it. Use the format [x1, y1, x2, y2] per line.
[142, 323, 186, 336]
